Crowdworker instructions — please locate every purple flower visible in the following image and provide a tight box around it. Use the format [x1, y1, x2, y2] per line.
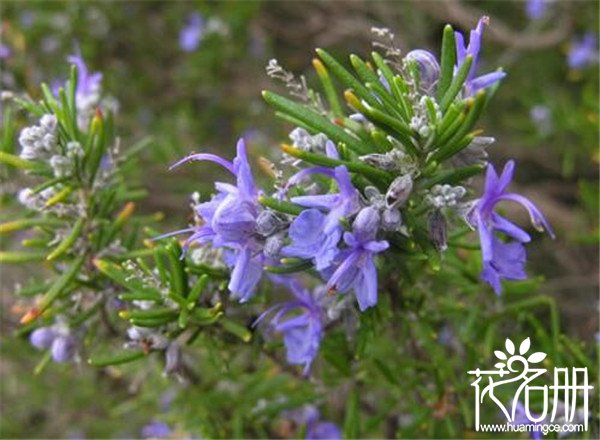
[287, 405, 342, 440]
[141, 420, 172, 439]
[455, 16, 506, 96]
[282, 209, 341, 270]
[306, 420, 342, 440]
[304, 407, 342, 440]
[467, 160, 554, 294]
[168, 138, 264, 302]
[0, 43, 12, 60]
[526, 0, 547, 20]
[51, 334, 77, 362]
[66, 51, 102, 103]
[30, 326, 77, 362]
[180, 12, 205, 52]
[404, 49, 440, 91]
[326, 206, 389, 311]
[289, 141, 360, 234]
[255, 279, 326, 374]
[511, 400, 544, 440]
[30, 327, 56, 349]
[567, 33, 598, 70]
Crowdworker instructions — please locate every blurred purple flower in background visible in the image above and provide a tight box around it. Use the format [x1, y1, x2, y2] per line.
[67, 51, 102, 104]
[141, 420, 172, 439]
[30, 325, 78, 363]
[287, 406, 342, 440]
[304, 407, 342, 440]
[567, 33, 599, 70]
[530, 104, 552, 136]
[525, 0, 548, 21]
[0, 43, 12, 59]
[255, 279, 327, 374]
[455, 16, 506, 96]
[180, 12, 205, 52]
[467, 161, 554, 294]
[510, 400, 544, 440]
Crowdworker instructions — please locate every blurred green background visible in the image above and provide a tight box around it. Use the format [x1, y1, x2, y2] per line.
[0, 0, 598, 438]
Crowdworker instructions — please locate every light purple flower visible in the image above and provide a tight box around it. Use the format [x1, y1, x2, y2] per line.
[0, 44, 12, 60]
[326, 206, 389, 311]
[455, 16, 506, 96]
[304, 407, 342, 440]
[306, 420, 342, 440]
[530, 105, 552, 135]
[526, 0, 547, 21]
[567, 33, 598, 70]
[30, 326, 77, 362]
[404, 49, 440, 91]
[289, 141, 360, 234]
[255, 279, 326, 374]
[30, 327, 56, 349]
[282, 208, 341, 271]
[180, 12, 205, 52]
[168, 138, 264, 302]
[66, 51, 102, 103]
[51, 334, 77, 362]
[287, 405, 342, 440]
[141, 420, 172, 439]
[466, 160, 554, 294]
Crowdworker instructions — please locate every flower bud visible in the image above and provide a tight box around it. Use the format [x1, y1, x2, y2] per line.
[359, 153, 397, 171]
[428, 210, 448, 252]
[30, 327, 56, 349]
[51, 335, 77, 362]
[386, 175, 413, 208]
[256, 210, 286, 236]
[381, 208, 402, 232]
[264, 234, 284, 257]
[352, 206, 381, 242]
[404, 49, 440, 91]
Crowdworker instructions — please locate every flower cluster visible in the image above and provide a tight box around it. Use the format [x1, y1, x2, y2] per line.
[29, 321, 78, 363]
[164, 16, 554, 374]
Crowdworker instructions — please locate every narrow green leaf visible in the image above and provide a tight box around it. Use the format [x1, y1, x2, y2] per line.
[316, 48, 380, 108]
[0, 217, 64, 234]
[88, 350, 146, 367]
[418, 164, 484, 189]
[0, 251, 47, 263]
[118, 292, 162, 302]
[281, 144, 392, 186]
[47, 217, 85, 261]
[440, 55, 473, 111]
[437, 24, 457, 101]
[93, 258, 161, 296]
[33, 351, 52, 375]
[343, 388, 360, 439]
[262, 91, 369, 154]
[264, 259, 313, 274]
[312, 58, 343, 116]
[0, 151, 46, 171]
[258, 195, 304, 216]
[220, 317, 252, 342]
[37, 256, 85, 313]
[187, 274, 210, 309]
[125, 307, 178, 320]
[166, 241, 188, 297]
